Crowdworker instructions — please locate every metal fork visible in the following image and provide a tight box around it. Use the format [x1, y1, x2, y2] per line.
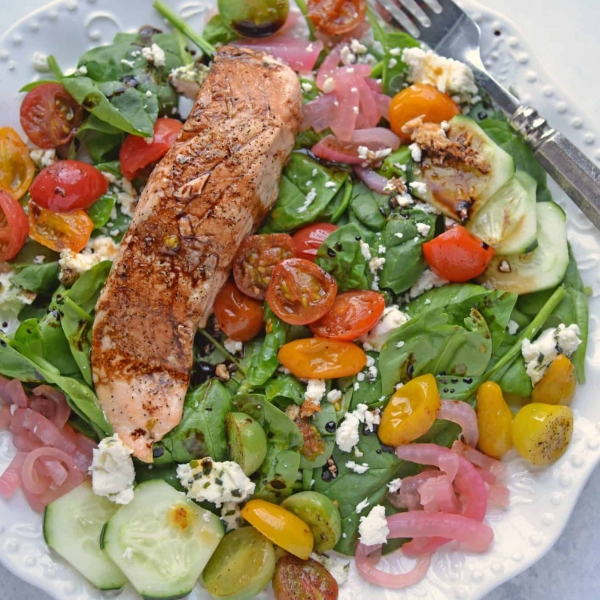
[370, 0, 600, 230]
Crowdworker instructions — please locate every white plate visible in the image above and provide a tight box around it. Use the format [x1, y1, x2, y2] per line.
[1, 1, 600, 599]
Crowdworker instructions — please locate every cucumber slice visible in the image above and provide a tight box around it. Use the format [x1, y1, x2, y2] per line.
[467, 171, 538, 254]
[413, 115, 515, 221]
[44, 481, 127, 591]
[478, 202, 569, 294]
[103, 480, 224, 600]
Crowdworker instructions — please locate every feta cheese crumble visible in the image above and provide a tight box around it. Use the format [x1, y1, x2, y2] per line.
[91, 435, 135, 505]
[336, 403, 380, 453]
[355, 497, 370, 514]
[346, 460, 370, 474]
[310, 553, 350, 586]
[358, 505, 390, 546]
[59, 236, 119, 286]
[32, 51, 50, 72]
[177, 457, 255, 507]
[387, 478, 403, 493]
[416, 222, 431, 237]
[360, 306, 410, 351]
[224, 338, 243, 355]
[507, 320, 520, 335]
[0, 270, 36, 335]
[220, 502, 242, 532]
[522, 324, 582, 385]
[30, 148, 57, 169]
[142, 43, 166, 68]
[409, 269, 449, 299]
[298, 188, 318, 213]
[409, 142, 422, 163]
[305, 378, 326, 405]
[169, 62, 210, 99]
[409, 181, 428, 196]
[327, 389, 342, 404]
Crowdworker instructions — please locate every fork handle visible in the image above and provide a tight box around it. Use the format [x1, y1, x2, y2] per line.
[510, 106, 600, 229]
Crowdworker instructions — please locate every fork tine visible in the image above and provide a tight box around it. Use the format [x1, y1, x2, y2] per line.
[411, 0, 440, 19]
[383, 0, 423, 37]
[432, 0, 466, 22]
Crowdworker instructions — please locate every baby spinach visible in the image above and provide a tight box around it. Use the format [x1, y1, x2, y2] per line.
[87, 194, 117, 229]
[161, 380, 233, 463]
[381, 32, 420, 96]
[261, 153, 348, 232]
[320, 178, 353, 224]
[10, 263, 60, 295]
[59, 298, 94, 386]
[315, 223, 373, 292]
[202, 14, 239, 45]
[76, 117, 126, 164]
[14, 319, 43, 358]
[349, 182, 391, 232]
[264, 373, 306, 406]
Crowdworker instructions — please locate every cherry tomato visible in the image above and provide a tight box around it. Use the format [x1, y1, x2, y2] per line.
[233, 233, 295, 300]
[273, 555, 339, 600]
[309, 291, 385, 341]
[292, 223, 338, 262]
[119, 118, 183, 180]
[0, 191, 29, 262]
[389, 84, 460, 143]
[307, 0, 367, 36]
[278, 337, 366, 379]
[241, 499, 314, 560]
[213, 279, 265, 342]
[29, 160, 108, 213]
[422, 225, 495, 283]
[267, 258, 337, 326]
[20, 83, 83, 149]
[28, 200, 94, 253]
[0, 127, 36, 201]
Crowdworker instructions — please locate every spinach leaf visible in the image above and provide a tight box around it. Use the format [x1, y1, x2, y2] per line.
[261, 154, 348, 232]
[14, 319, 43, 358]
[320, 178, 353, 224]
[202, 14, 239, 45]
[264, 373, 306, 406]
[87, 194, 117, 229]
[68, 261, 111, 313]
[11, 262, 60, 295]
[496, 357, 532, 397]
[379, 146, 412, 180]
[381, 32, 420, 96]
[246, 307, 288, 387]
[60, 298, 94, 386]
[315, 223, 372, 292]
[161, 380, 233, 463]
[349, 182, 391, 232]
[77, 116, 126, 164]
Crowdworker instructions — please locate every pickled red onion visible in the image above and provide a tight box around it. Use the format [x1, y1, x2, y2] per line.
[354, 166, 390, 194]
[438, 399, 479, 447]
[452, 440, 507, 482]
[232, 37, 324, 73]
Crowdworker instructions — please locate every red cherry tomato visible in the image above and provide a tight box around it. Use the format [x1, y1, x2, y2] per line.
[29, 160, 108, 213]
[292, 223, 338, 262]
[0, 191, 29, 262]
[310, 291, 385, 341]
[307, 0, 367, 36]
[213, 279, 265, 342]
[266, 258, 337, 326]
[273, 555, 339, 600]
[20, 83, 83, 149]
[233, 234, 296, 300]
[119, 118, 183, 180]
[422, 225, 495, 282]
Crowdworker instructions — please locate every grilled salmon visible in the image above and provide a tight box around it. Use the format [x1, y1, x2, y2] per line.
[91, 46, 302, 462]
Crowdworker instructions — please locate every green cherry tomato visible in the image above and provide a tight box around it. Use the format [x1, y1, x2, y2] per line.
[226, 412, 268, 476]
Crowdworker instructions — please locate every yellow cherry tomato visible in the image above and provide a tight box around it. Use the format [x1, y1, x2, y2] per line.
[378, 374, 441, 447]
[476, 381, 513, 459]
[512, 403, 573, 466]
[531, 355, 576, 406]
[241, 499, 314, 560]
[0, 127, 35, 201]
[277, 337, 367, 379]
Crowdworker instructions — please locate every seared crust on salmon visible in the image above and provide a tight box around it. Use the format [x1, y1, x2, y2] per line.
[91, 47, 302, 462]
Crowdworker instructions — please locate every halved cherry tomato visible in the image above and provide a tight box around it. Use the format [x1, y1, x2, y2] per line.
[241, 499, 314, 560]
[213, 279, 265, 342]
[119, 118, 183, 180]
[278, 337, 366, 379]
[273, 555, 339, 600]
[309, 291, 385, 341]
[292, 223, 338, 262]
[30, 160, 108, 213]
[389, 84, 460, 143]
[233, 234, 295, 299]
[20, 83, 83, 149]
[0, 127, 36, 201]
[307, 0, 367, 36]
[422, 225, 495, 283]
[28, 200, 94, 253]
[0, 191, 29, 262]
[267, 258, 337, 326]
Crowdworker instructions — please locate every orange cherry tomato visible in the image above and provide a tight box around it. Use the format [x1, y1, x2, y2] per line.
[389, 84, 460, 143]
[30, 160, 108, 213]
[0, 191, 29, 262]
[309, 291, 385, 341]
[292, 222, 338, 262]
[273, 555, 339, 600]
[213, 279, 265, 342]
[278, 337, 366, 379]
[20, 83, 83, 149]
[119, 118, 183, 180]
[0, 127, 36, 201]
[233, 234, 296, 300]
[422, 225, 495, 283]
[307, 0, 367, 36]
[266, 258, 337, 326]
[28, 200, 94, 253]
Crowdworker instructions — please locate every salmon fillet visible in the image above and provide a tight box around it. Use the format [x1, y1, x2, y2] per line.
[91, 46, 302, 462]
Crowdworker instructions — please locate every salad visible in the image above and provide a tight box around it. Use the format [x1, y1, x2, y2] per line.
[0, 0, 590, 598]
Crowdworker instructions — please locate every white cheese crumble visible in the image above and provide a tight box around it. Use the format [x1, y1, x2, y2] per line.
[409, 142, 422, 163]
[177, 457, 255, 507]
[220, 502, 242, 532]
[327, 389, 342, 404]
[305, 378, 326, 405]
[507, 320, 520, 335]
[59, 236, 119, 286]
[169, 62, 210, 99]
[322, 77, 335, 93]
[387, 478, 403, 493]
[521, 324, 582, 385]
[29, 148, 57, 169]
[31, 51, 50, 72]
[355, 497, 370, 514]
[91, 435, 135, 505]
[102, 171, 138, 218]
[358, 505, 389, 545]
[0, 270, 36, 335]
[301, 81, 313, 93]
[409, 269, 449, 299]
[310, 553, 350, 586]
[402, 47, 478, 102]
[298, 188, 317, 214]
[336, 403, 381, 453]
[359, 240, 372, 261]
[224, 338, 243, 355]
[142, 43, 166, 68]
[346, 460, 369, 474]
[409, 181, 428, 196]
[416, 223, 431, 237]
[360, 306, 410, 352]
[350, 39, 368, 55]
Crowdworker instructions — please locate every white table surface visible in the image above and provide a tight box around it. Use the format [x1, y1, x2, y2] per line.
[1, 0, 599, 598]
